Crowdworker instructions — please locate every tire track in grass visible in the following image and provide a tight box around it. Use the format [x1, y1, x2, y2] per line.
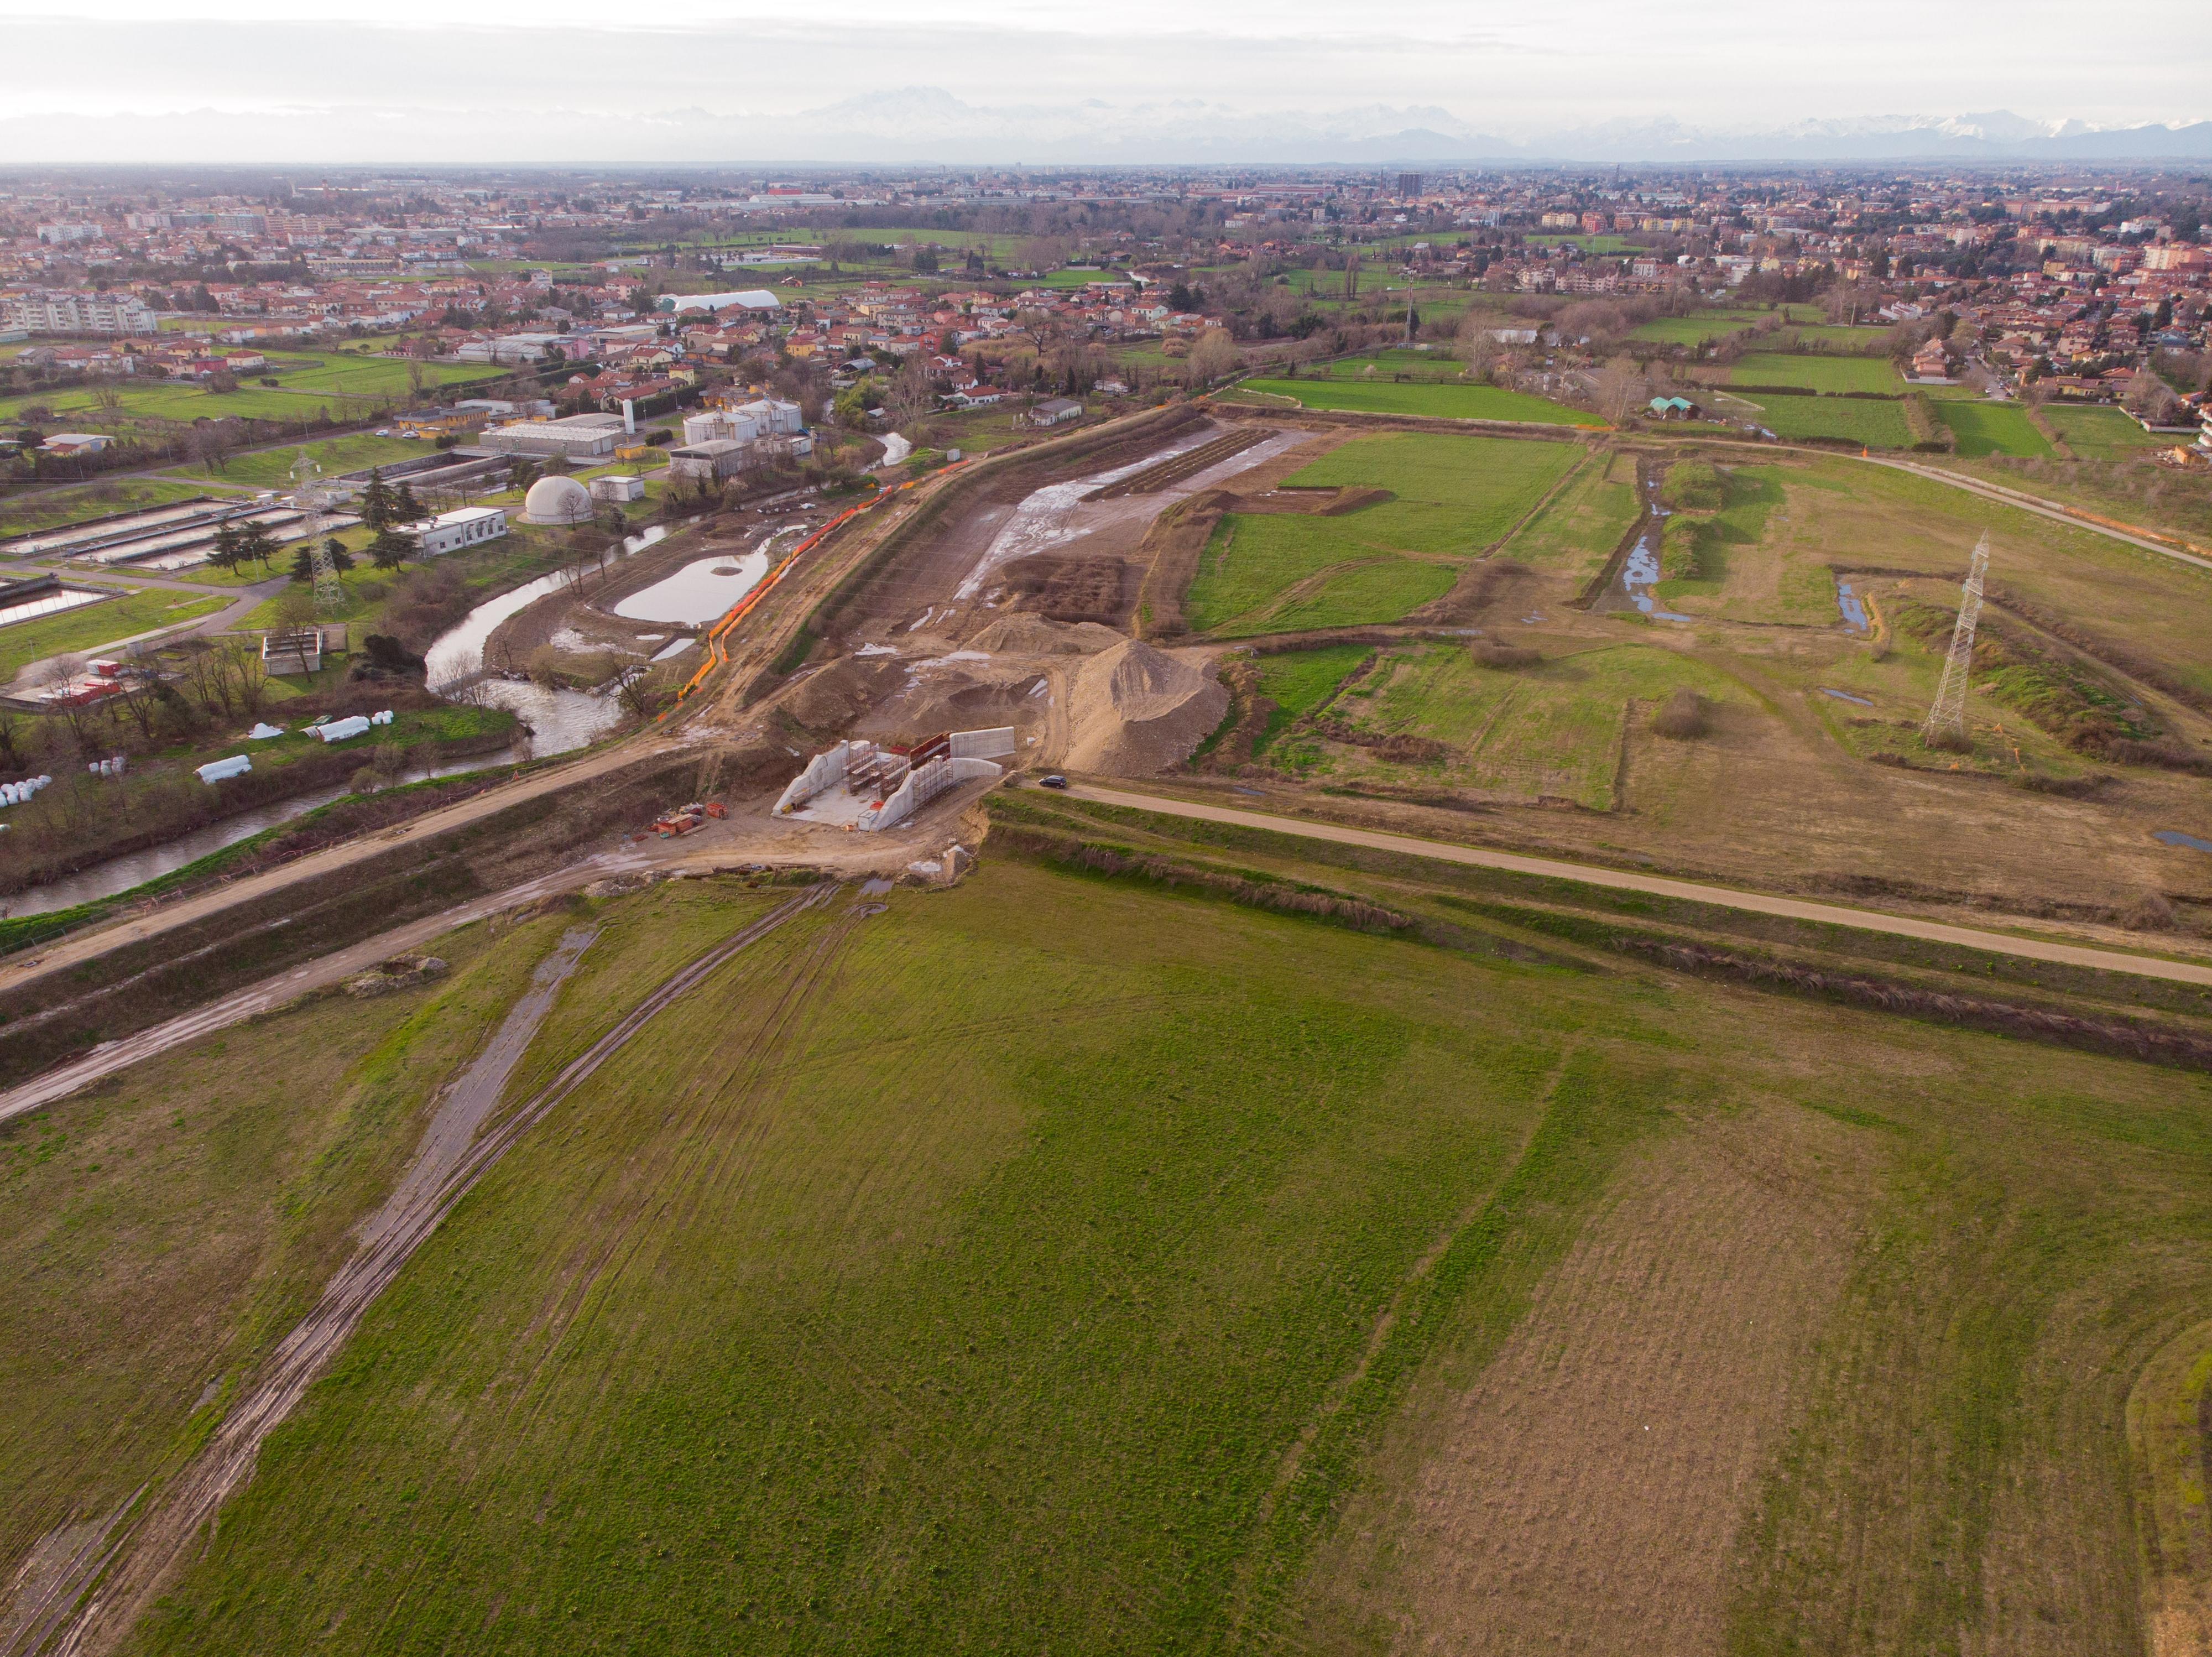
[48, 883, 837, 1657]
[1227, 1042, 1671, 1649]
[361, 900, 873, 1645]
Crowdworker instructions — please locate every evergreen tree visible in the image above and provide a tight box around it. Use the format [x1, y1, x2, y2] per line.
[324, 536, 354, 572]
[368, 529, 413, 570]
[237, 522, 280, 571]
[358, 467, 397, 532]
[394, 482, 424, 524]
[208, 522, 244, 572]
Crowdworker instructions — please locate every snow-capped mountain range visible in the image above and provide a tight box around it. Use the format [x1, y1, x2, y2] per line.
[766, 92, 2212, 164]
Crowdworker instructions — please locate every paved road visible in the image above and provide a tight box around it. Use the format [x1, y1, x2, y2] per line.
[1063, 783, 2212, 988]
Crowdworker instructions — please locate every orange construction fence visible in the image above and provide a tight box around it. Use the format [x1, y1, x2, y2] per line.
[663, 463, 970, 714]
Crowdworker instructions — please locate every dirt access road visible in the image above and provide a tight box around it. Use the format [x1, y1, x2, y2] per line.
[1861, 455, 2212, 575]
[43, 885, 840, 1657]
[1062, 783, 2212, 988]
[0, 463, 963, 1001]
[0, 777, 987, 1128]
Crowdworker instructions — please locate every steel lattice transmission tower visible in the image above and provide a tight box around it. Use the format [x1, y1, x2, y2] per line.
[307, 537, 343, 615]
[1922, 530, 1991, 747]
[289, 447, 345, 616]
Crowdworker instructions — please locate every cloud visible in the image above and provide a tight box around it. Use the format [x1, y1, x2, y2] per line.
[0, 4, 2200, 161]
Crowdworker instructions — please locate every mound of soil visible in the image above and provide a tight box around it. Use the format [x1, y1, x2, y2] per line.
[1065, 639, 1229, 775]
[782, 656, 904, 734]
[967, 614, 1126, 655]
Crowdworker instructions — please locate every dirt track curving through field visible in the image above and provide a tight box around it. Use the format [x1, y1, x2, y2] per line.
[45, 883, 838, 1657]
[1061, 783, 2212, 987]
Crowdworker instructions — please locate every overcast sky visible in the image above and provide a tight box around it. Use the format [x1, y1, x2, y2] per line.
[0, 0, 2205, 164]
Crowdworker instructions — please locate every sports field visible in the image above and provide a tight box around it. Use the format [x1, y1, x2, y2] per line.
[1232, 377, 1601, 426]
[10, 847, 2205, 1655]
[1186, 434, 1584, 635]
[1726, 353, 1902, 395]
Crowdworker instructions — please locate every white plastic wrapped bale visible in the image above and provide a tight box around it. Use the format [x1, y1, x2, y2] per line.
[315, 715, 373, 743]
[247, 722, 285, 739]
[371, 709, 394, 726]
[197, 754, 252, 784]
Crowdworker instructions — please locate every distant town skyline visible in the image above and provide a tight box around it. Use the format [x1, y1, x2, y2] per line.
[0, 1, 2204, 164]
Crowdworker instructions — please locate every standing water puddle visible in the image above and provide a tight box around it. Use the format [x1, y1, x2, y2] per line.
[1615, 481, 1693, 622]
[613, 550, 769, 624]
[1835, 578, 1870, 632]
[1819, 687, 1875, 706]
[2154, 830, 2212, 856]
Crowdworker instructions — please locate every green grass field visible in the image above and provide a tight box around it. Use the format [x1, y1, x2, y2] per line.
[1250, 643, 1373, 749]
[1627, 311, 1770, 347]
[1727, 353, 1902, 395]
[0, 587, 227, 679]
[1309, 640, 1732, 806]
[2040, 406, 2169, 463]
[1933, 402, 2055, 459]
[11, 842, 2200, 1655]
[0, 477, 228, 541]
[1231, 377, 1601, 427]
[1186, 434, 1584, 635]
[172, 434, 437, 489]
[1731, 392, 1914, 449]
[1499, 451, 1642, 583]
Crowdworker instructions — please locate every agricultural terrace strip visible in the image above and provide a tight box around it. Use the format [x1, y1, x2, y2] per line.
[12, 858, 2206, 1655]
[1231, 376, 1601, 426]
[1186, 433, 1581, 635]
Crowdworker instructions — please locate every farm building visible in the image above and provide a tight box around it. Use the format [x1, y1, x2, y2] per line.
[1029, 398, 1084, 426]
[1646, 395, 1701, 420]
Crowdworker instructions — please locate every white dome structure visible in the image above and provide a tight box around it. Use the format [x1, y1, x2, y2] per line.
[521, 475, 594, 526]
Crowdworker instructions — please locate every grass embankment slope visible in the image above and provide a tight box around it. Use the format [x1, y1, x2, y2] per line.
[1, 849, 2200, 1655]
[1187, 433, 1581, 635]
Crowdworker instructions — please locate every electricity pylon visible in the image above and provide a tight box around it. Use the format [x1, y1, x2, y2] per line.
[1922, 530, 1990, 747]
[308, 536, 343, 615]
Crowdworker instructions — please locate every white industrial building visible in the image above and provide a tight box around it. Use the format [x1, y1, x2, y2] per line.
[774, 729, 1016, 831]
[590, 474, 645, 503]
[478, 413, 626, 460]
[401, 506, 508, 556]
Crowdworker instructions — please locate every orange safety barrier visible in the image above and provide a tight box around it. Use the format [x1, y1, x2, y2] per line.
[662, 462, 973, 713]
